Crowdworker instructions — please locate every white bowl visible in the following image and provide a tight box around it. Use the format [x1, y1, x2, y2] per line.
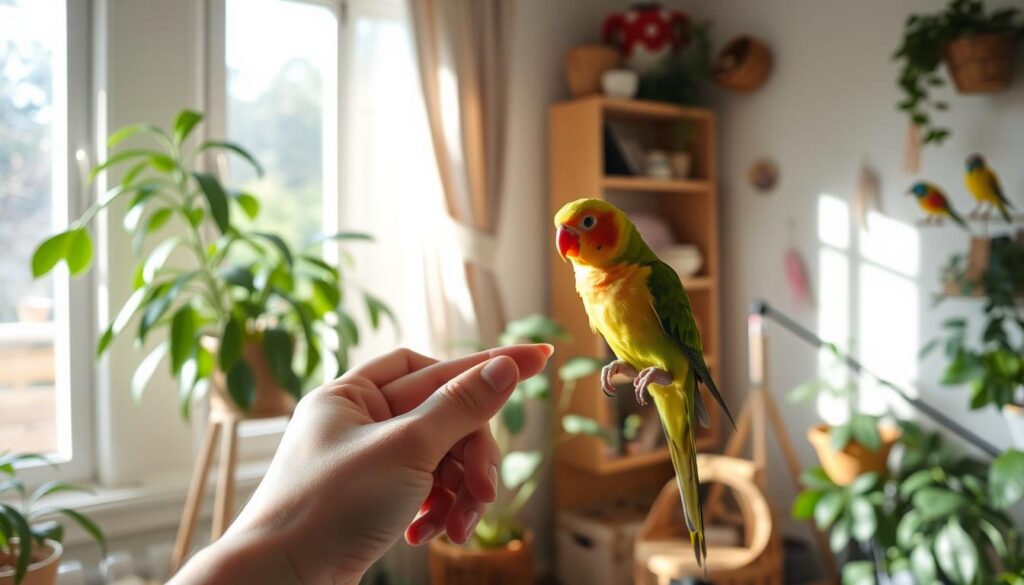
[601, 69, 639, 99]
[660, 245, 703, 277]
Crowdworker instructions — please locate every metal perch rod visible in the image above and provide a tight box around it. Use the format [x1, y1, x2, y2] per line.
[748, 298, 1001, 459]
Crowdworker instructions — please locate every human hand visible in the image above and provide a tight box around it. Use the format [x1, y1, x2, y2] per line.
[170, 344, 552, 585]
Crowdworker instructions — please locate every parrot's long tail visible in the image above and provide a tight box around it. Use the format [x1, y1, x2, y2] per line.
[652, 379, 707, 571]
[998, 202, 1012, 223]
[947, 207, 968, 229]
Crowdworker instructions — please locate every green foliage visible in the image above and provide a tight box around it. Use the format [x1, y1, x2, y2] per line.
[30, 110, 394, 417]
[788, 345, 884, 452]
[893, 0, 1023, 146]
[474, 315, 608, 549]
[926, 237, 1024, 411]
[636, 20, 713, 105]
[794, 424, 1024, 584]
[0, 453, 105, 584]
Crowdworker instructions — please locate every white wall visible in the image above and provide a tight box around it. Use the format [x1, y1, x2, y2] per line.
[685, 0, 1024, 538]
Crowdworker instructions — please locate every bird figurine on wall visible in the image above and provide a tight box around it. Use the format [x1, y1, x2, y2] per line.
[908, 182, 968, 229]
[965, 154, 1014, 223]
[554, 198, 735, 570]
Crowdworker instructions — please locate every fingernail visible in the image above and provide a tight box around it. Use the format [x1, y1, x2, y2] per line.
[481, 356, 516, 393]
[462, 510, 479, 543]
[487, 464, 498, 496]
[538, 343, 554, 356]
[413, 522, 435, 545]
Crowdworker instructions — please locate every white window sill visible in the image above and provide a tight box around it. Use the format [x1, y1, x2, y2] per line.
[20, 459, 273, 547]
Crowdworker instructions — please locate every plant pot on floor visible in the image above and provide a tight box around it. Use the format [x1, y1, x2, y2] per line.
[807, 424, 900, 486]
[429, 532, 533, 585]
[944, 33, 1017, 93]
[0, 540, 62, 585]
[1004, 404, 1024, 450]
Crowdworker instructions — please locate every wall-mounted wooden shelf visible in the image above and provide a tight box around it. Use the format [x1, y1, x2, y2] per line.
[549, 96, 722, 511]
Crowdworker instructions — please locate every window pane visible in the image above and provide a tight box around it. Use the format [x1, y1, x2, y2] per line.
[225, 0, 337, 249]
[0, 0, 64, 454]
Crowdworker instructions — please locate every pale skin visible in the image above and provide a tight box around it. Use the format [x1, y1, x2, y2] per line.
[169, 344, 553, 585]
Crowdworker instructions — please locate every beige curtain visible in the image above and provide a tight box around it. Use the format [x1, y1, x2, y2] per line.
[409, 0, 513, 346]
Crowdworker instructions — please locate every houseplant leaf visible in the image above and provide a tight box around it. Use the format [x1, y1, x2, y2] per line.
[227, 360, 256, 412]
[172, 110, 203, 145]
[0, 504, 33, 583]
[193, 173, 231, 233]
[501, 387, 526, 435]
[791, 489, 822, 519]
[849, 415, 882, 451]
[558, 357, 604, 381]
[501, 451, 542, 490]
[913, 487, 965, 520]
[814, 490, 844, 530]
[169, 305, 198, 375]
[219, 316, 244, 372]
[131, 342, 168, 402]
[933, 520, 977, 585]
[989, 449, 1024, 509]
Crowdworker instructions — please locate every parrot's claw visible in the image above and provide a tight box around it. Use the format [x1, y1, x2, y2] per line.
[600, 360, 637, 398]
[633, 367, 671, 406]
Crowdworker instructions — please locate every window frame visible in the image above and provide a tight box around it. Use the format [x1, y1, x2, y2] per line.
[10, 0, 97, 485]
[204, 0, 344, 457]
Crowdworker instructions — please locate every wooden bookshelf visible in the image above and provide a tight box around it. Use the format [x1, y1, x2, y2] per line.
[549, 96, 722, 510]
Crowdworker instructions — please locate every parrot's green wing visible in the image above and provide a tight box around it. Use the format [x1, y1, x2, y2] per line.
[646, 261, 736, 428]
[987, 169, 1015, 209]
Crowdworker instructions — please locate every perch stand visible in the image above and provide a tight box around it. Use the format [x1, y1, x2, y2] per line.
[634, 455, 782, 585]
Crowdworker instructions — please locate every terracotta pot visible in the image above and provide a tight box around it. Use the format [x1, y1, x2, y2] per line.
[0, 540, 62, 585]
[713, 36, 772, 93]
[944, 33, 1016, 93]
[208, 340, 297, 419]
[807, 424, 900, 486]
[564, 45, 620, 97]
[1004, 404, 1024, 450]
[429, 532, 533, 585]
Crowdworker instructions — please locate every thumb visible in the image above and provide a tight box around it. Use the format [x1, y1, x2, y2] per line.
[411, 355, 519, 457]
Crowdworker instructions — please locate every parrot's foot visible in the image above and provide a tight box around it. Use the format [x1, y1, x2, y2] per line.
[600, 360, 637, 398]
[633, 367, 671, 406]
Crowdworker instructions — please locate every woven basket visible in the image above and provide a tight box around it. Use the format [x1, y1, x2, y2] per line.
[563, 45, 620, 97]
[944, 33, 1017, 93]
[713, 36, 772, 93]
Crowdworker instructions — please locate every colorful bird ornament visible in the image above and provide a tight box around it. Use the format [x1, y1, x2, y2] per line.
[554, 198, 735, 570]
[908, 181, 968, 229]
[965, 154, 1014, 223]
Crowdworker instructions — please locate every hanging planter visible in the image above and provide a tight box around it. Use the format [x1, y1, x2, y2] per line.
[893, 0, 1023, 149]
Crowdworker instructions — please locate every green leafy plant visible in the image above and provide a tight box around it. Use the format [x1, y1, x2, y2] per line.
[0, 453, 105, 584]
[893, 0, 1023, 146]
[794, 422, 1024, 585]
[637, 21, 713, 105]
[788, 343, 885, 452]
[30, 110, 394, 418]
[924, 236, 1024, 410]
[469, 315, 608, 548]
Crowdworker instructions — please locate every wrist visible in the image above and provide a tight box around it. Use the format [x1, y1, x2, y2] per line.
[170, 530, 305, 585]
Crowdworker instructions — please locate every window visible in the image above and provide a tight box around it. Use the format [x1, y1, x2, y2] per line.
[219, 0, 338, 249]
[0, 0, 92, 477]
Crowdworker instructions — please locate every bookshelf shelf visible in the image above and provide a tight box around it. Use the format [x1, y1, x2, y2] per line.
[603, 176, 712, 194]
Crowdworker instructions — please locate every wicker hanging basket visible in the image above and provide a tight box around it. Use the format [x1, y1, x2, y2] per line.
[944, 33, 1017, 93]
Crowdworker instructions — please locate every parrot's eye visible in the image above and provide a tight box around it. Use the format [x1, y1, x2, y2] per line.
[581, 215, 597, 230]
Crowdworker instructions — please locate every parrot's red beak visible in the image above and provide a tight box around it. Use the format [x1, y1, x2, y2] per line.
[556, 225, 580, 261]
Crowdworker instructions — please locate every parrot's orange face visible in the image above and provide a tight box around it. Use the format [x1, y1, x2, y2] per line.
[554, 198, 626, 267]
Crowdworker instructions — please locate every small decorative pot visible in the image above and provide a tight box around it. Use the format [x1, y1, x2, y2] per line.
[670, 151, 692, 179]
[600, 68, 639, 99]
[660, 244, 703, 277]
[713, 36, 773, 93]
[0, 540, 62, 585]
[944, 33, 1016, 93]
[807, 424, 900, 486]
[1004, 404, 1024, 450]
[644, 150, 672, 180]
[205, 338, 297, 419]
[564, 45, 621, 97]
[15, 296, 53, 323]
[429, 532, 533, 585]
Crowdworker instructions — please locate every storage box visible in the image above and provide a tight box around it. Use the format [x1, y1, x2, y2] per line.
[556, 497, 652, 585]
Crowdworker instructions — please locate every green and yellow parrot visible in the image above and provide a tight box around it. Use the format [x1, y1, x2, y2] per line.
[554, 198, 734, 568]
[965, 154, 1014, 223]
[908, 182, 968, 229]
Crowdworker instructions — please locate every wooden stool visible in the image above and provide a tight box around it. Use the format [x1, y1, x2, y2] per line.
[634, 455, 782, 585]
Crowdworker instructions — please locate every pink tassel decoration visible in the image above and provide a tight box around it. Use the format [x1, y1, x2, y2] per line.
[785, 247, 814, 309]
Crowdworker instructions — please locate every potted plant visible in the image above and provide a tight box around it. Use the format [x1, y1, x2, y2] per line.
[788, 344, 900, 485]
[893, 0, 1023, 147]
[924, 235, 1024, 447]
[429, 315, 608, 585]
[0, 453, 106, 585]
[793, 421, 1024, 585]
[30, 110, 393, 419]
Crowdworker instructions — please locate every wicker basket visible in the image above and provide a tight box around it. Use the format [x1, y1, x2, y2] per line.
[429, 533, 533, 585]
[944, 33, 1017, 93]
[563, 45, 620, 97]
[713, 36, 772, 93]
